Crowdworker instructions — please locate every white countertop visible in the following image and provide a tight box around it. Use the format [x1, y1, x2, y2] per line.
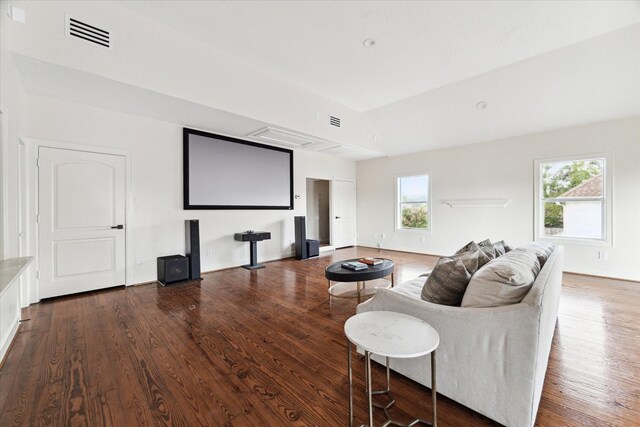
[344, 311, 439, 358]
[0, 256, 34, 296]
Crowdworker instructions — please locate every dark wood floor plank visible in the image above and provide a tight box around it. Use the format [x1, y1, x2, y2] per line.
[123, 286, 278, 426]
[127, 283, 285, 426]
[1, 247, 638, 426]
[80, 290, 128, 427]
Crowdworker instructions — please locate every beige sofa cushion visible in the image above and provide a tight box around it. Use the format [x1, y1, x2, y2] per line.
[461, 247, 541, 307]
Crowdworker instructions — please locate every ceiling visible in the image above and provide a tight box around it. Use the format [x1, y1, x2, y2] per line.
[10, 1, 638, 160]
[116, 1, 640, 112]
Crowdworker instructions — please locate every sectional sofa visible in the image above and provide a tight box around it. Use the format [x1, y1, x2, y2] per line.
[357, 244, 564, 427]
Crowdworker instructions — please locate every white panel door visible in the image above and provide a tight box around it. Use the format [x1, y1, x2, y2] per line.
[332, 179, 356, 248]
[38, 147, 126, 299]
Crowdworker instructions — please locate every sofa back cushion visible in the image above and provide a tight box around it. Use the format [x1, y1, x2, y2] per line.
[461, 246, 542, 307]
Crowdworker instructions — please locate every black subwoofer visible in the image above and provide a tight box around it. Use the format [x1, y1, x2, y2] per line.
[306, 239, 319, 258]
[157, 255, 189, 285]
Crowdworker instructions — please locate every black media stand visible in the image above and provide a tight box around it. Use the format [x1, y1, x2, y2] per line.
[234, 231, 271, 270]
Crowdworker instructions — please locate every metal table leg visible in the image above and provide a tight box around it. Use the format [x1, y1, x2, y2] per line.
[366, 351, 373, 427]
[431, 350, 437, 427]
[364, 352, 436, 427]
[348, 340, 353, 427]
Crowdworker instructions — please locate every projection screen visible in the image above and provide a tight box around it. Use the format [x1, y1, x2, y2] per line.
[183, 128, 293, 210]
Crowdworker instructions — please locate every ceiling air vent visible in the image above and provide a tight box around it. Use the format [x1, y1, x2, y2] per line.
[247, 127, 326, 149]
[66, 15, 110, 49]
[329, 116, 341, 128]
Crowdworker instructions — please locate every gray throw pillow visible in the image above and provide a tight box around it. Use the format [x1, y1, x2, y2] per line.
[493, 240, 506, 257]
[455, 240, 476, 254]
[519, 242, 554, 267]
[478, 239, 496, 260]
[454, 241, 490, 273]
[421, 257, 472, 306]
[461, 247, 541, 307]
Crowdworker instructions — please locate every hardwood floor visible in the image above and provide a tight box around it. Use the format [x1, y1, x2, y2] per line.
[1, 247, 638, 426]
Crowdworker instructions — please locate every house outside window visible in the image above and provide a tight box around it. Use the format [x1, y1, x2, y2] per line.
[396, 174, 430, 231]
[535, 155, 611, 244]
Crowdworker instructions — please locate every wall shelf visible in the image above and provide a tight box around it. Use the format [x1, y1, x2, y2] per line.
[441, 199, 511, 208]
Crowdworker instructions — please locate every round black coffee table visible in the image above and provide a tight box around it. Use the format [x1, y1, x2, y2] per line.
[325, 259, 394, 303]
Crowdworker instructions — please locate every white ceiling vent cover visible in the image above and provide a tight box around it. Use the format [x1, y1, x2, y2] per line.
[247, 127, 326, 149]
[66, 15, 110, 49]
[329, 116, 341, 128]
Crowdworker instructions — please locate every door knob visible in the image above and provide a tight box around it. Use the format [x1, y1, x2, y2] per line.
[111, 225, 124, 229]
[335, 216, 341, 219]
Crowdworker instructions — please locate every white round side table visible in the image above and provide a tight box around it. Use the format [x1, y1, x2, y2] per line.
[344, 311, 440, 427]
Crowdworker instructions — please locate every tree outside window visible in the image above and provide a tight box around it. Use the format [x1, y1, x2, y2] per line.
[397, 175, 430, 230]
[540, 158, 605, 239]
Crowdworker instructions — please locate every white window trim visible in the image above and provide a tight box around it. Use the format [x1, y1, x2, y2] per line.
[395, 172, 432, 234]
[534, 152, 612, 247]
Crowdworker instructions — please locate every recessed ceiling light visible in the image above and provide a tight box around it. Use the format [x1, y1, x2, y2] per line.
[362, 38, 375, 47]
[476, 101, 488, 110]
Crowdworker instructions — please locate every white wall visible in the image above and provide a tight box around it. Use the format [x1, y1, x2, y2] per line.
[0, 8, 28, 261]
[357, 117, 640, 281]
[23, 95, 355, 300]
[6, 0, 369, 148]
[0, 1, 31, 352]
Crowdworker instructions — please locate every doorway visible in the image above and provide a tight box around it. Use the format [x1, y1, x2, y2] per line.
[331, 179, 356, 248]
[306, 178, 330, 247]
[38, 146, 127, 299]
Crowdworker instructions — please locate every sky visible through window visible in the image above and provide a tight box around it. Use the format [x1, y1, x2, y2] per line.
[400, 175, 429, 201]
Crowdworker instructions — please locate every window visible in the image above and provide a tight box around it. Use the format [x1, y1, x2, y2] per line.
[397, 174, 430, 231]
[535, 155, 610, 242]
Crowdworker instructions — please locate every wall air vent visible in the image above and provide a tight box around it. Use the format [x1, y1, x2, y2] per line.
[66, 15, 110, 49]
[329, 116, 341, 127]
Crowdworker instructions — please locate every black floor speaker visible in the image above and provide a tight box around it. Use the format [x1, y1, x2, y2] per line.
[294, 216, 307, 260]
[157, 255, 189, 285]
[185, 219, 201, 280]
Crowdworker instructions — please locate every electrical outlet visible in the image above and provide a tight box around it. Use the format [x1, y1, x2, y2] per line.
[206, 248, 213, 256]
[420, 237, 426, 243]
[598, 251, 608, 260]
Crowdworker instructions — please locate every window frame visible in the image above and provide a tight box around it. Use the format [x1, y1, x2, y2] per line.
[534, 152, 612, 246]
[395, 172, 432, 234]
